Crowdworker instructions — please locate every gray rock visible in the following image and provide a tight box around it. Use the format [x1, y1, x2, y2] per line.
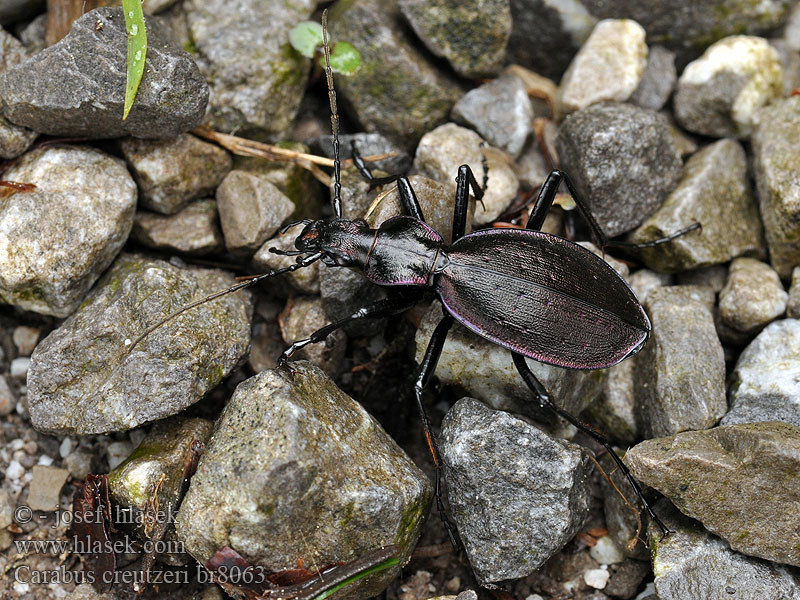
[132, 199, 224, 256]
[365, 175, 474, 244]
[27, 253, 252, 434]
[556, 19, 648, 118]
[583, 358, 638, 446]
[441, 398, 593, 584]
[582, 0, 794, 69]
[722, 319, 800, 428]
[752, 96, 800, 278]
[718, 258, 787, 335]
[649, 500, 800, 600]
[108, 416, 213, 565]
[120, 133, 232, 215]
[17, 12, 45, 54]
[451, 71, 533, 159]
[628, 268, 672, 305]
[598, 453, 648, 561]
[216, 170, 294, 256]
[279, 296, 346, 376]
[309, 132, 412, 185]
[0, 145, 136, 317]
[556, 102, 683, 237]
[635, 286, 726, 437]
[327, 0, 462, 148]
[771, 39, 800, 96]
[143, 0, 179, 14]
[629, 46, 676, 111]
[414, 123, 518, 225]
[674, 36, 784, 138]
[176, 363, 430, 597]
[0, 28, 35, 158]
[320, 265, 387, 337]
[631, 138, 765, 272]
[184, 0, 313, 141]
[676, 264, 729, 293]
[506, 0, 595, 82]
[788, 268, 800, 318]
[0, 8, 208, 138]
[399, 0, 510, 79]
[415, 302, 605, 419]
[252, 233, 320, 296]
[27, 465, 69, 511]
[627, 423, 800, 567]
[603, 559, 651, 599]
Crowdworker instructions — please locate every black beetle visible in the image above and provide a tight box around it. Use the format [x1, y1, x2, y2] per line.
[133, 10, 697, 545]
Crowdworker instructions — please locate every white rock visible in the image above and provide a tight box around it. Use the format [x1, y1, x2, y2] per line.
[590, 535, 626, 564]
[584, 567, 610, 589]
[107, 440, 134, 470]
[10, 357, 30, 378]
[58, 437, 73, 458]
[6, 459, 25, 480]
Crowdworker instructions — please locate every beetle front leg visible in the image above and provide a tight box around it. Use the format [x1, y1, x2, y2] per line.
[511, 352, 673, 538]
[452, 165, 484, 242]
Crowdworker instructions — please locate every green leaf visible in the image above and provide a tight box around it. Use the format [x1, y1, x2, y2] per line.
[289, 21, 323, 58]
[122, 0, 147, 121]
[327, 42, 361, 75]
[311, 556, 400, 600]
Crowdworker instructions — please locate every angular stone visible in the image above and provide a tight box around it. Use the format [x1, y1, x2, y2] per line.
[414, 123, 518, 225]
[630, 46, 676, 111]
[674, 36, 784, 138]
[184, 0, 313, 140]
[399, 0, 510, 79]
[583, 358, 638, 446]
[631, 139, 766, 272]
[635, 286, 726, 437]
[556, 19, 648, 118]
[0, 145, 136, 317]
[252, 234, 320, 296]
[415, 302, 605, 419]
[27, 465, 69, 512]
[176, 363, 430, 597]
[718, 258, 787, 335]
[751, 96, 800, 278]
[451, 71, 533, 158]
[279, 296, 345, 377]
[556, 103, 682, 237]
[441, 398, 593, 584]
[789, 268, 800, 319]
[27, 253, 252, 434]
[132, 199, 223, 256]
[120, 133, 232, 215]
[0, 8, 208, 138]
[628, 423, 800, 567]
[328, 0, 462, 148]
[722, 319, 800, 428]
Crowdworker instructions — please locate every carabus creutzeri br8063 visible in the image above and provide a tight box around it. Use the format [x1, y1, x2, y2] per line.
[132, 10, 698, 546]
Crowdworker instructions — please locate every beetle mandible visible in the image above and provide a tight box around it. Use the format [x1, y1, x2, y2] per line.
[132, 9, 698, 545]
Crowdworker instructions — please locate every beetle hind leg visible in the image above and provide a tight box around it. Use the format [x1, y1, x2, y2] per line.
[511, 352, 673, 538]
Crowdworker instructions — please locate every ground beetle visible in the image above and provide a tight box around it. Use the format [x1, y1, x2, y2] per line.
[133, 10, 698, 546]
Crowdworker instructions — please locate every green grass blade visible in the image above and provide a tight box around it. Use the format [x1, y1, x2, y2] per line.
[122, 0, 147, 121]
[310, 556, 400, 600]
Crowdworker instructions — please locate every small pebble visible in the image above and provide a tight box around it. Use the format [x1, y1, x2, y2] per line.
[584, 567, 610, 589]
[59, 437, 73, 458]
[0, 375, 13, 416]
[589, 535, 626, 565]
[6, 459, 24, 480]
[12, 326, 40, 356]
[525, 595, 544, 600]
[445, 577, 461, 593]
[23, 440, 37, 454]
[9, 439, 24, 451]
[37, 455, 53, 466]
[64, 449, 93, 480]
[128, 428, 147, 448]
[10, 357, 30, 378]
[106, 440, 133, 470]
[27, 464, 69, 511]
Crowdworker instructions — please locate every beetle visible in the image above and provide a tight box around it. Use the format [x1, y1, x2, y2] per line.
[132, 10, 697, 546]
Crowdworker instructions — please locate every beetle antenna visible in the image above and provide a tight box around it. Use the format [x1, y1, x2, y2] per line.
[126, 252, 323, 352]
[321, 9, 342, 218]
[279, 219, 313, 234]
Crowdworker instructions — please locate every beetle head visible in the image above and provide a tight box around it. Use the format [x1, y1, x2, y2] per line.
[296, 218, 371, 267]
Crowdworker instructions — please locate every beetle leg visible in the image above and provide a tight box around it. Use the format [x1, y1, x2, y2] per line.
[350, 141, 398, 191]
[277, 291, 423, 366]
[511, 352, 673, 538]
[452, 165, 484, 242]
[396, 177, 426, 222]
[414, 314, 460, 549]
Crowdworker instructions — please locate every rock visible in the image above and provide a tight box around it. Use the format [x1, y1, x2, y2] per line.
[751, 96, 800, 278]
[676, 264, 728, 292]
[440, 398, 593, 584]
[674, 36, 784, 138]
[120, 134, 232, 215]
[718, 258, 787, 335]
[414, 123, 518, 225]
[27, 253, 252, 434]
[365, 175, 474, 244]
[627, 423, 800, 567]
[788, 268, 800, 318]
[631, 139, 765, 272]
[64, 449, 94, 480]
[309, 132, 412, 185]
[451, 71, 533, 159]
[132, 199, 224, 256]
[216, 170, 294, 256]
[635, 286, 726, 437]
[556, 103, 683, 237]
[108, 416, 213, 565]
[0, 27, 36, 159]
[320, 265, 387, 337]
[176, 363, 430, 597]
[415, 302, 605, 422]
[584, 568, 610, 589]
[0, 8, 208, 138]
[589, 536, 625, 566]
[583, 358, 638, 446]
[628, 268, 671, 305]
[556, 19, 648, 118]
[629, 46, 676, 111]
[399, 0, 510, 79]
[0, 145, 136, 317]
[9, 356, 28, 379]
[106, 440, 134, 471]
[603, 559, 650, 599]
[252, 234, 320, 296]
[506, 0, 595, 82]
[598, 453, 649, 561]
[184, 0, 313, 140]
[12, 325, 39, 356]
[327, 0, 462, 148]
[0, 375, 13, 416]
[279, 296, 346, 376]
[26, 465, 69, 511]
[722, 319, 800, 428]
